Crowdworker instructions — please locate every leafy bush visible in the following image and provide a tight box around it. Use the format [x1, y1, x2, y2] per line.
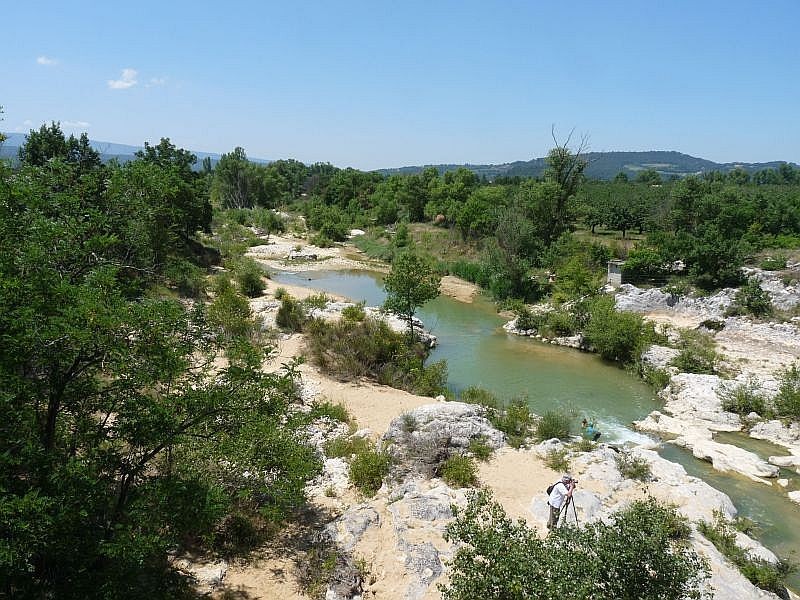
[615, 451, 651, 481]
[698, 513, 793, 597]
[726, 278, 773, 317]
[584, 295, 652, 364]
[539, 310, 578, 337]
[623, 246, 667, 283]
[491, 398, 534, 448]
[302, 293, 330, 310]
[468, 436, 494, 461]
[304, 316, 447, 396]
[308, 401, 351, 423]
[164, 257, 207, 298]
[775, 364, 800, 419]
[310, 233, 335, 248]
[719, 378, 768, 417]
[760, 255, 787, 271]
[515, 306, 539, 331]
[535, 410, 572, 441]
[439, 454, 479, 488]
[671, 330, 718, 374]
[400, 413, 418, 433]
[642, 366, 671, 391]
[276, 296, 306, 332]
[572, 438, 596, 452]
[460, 386, 500, 412]
[274, 286, 288, 299]
[231, 256, 266, 297]
[324, 435, 372, 459]
[341, 303, 366, 321]
[441, 491, 708, 600]
[349, 448, 391, 496]
[208, 287, 255, 340]
[544, 448, 570, 473]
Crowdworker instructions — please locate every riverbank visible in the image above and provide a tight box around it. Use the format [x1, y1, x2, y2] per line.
[202, 234, 796, 599]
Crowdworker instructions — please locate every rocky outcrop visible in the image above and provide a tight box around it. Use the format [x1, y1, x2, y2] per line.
[673, 437, 779, 482]
[384, 402, 505, 452]
[615, 283, 737, 321]
[743, 266, 800, 311]
[641, 344, 680, 371]
[503, 318, 591, 350]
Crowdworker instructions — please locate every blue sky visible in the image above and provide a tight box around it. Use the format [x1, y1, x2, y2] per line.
[3, 0, 798, 169]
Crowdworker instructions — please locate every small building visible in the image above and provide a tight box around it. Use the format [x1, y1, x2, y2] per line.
[607, 260, 625, 288]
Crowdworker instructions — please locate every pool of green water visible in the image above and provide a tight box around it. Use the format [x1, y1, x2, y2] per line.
[271, 268, 800, 589]
[273, 269, 658, 443]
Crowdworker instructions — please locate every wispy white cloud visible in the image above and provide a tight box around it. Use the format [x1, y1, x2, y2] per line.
[145, 76, 168, 88]
[107, 68, 138, 90]
[63, 120, 91, 128]
[36, 55, 59, 66]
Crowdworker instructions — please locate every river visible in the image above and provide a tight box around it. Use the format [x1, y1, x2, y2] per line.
[271, 268, 800, 589]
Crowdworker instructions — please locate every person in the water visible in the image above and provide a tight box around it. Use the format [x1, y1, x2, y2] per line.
[581, 418, 602, 441]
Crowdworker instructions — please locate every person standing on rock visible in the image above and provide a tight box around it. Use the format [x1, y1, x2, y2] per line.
[547, 474, 575, 530]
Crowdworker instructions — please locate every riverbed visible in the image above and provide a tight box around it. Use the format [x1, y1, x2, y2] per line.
[271, 268, 800, 589]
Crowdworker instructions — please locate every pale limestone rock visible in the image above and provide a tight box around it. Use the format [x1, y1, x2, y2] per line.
[172, 557, 228, 593]
[673, 437, 779, 482]
[769, 455, 800, 468]
[734, 531, 779, 564]
[789, 490, 800, 504]
[384, 402, 505, 450]
[777, 478, 789, 487]
[641, 344, 680, 371]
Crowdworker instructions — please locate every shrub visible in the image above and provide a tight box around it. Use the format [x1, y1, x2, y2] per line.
[468, 436, 494, 461]
[540, 310, 578, 337]
[698, 513, 792, 597]
[341, 303, 366, 322]
[460, 386, 500, 413]
[213, 512, 262, 556]
[623, 247, 667, 283]
[775, 364, 800, 419]
[439, 454, 479, 488]
[324, 435, 371, 459]
[303, 293, 330, 310]
[515, 306, 538, 331]
[349, 448, 391, 496]
[441, 491, 708, 600]
[584, 295, 653, 364]
[719, 378, 768, 416]
[309, 401, 350, 423]
[276, 296, 306, 332]
[400, 413, 418, 433]
[492, 398, 534, 448]
[310, 233, 335, 248]
[208, 287, 255, 340]
[615, 451, 651, 481]
[232, 256, 266, 297]
[727, 278, 773, 317]
[535, 410, 572, 441]
[671, 330, 718, 374]
[760, 255, 787, 271]
[164, 257, 207, 298]
[642, 366, 671, 391]
[573, 438, 596, 453]
[544, 448, 570, 473]
[305, 316, 447, 396]
[274, 286, 288, 299]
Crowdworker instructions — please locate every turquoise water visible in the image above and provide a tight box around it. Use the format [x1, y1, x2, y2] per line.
[272, 269, 658, 443]
[271, 268, 800, 589]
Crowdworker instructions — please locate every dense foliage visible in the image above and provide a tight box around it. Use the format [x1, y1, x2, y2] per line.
[441, 491, 708, 600]
[0, 130, 320, 598]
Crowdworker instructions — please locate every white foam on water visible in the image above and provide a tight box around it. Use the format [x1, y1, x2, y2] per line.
[597, 420, 659, 447]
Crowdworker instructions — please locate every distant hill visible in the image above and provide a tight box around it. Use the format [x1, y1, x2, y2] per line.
[379, 151, 798, 180]
[0, 132, 270, 168]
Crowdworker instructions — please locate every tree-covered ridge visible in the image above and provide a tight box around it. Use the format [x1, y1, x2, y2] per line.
[378, 150, 799, 181]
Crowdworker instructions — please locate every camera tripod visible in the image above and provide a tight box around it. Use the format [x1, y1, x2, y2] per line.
[558, 494, 579, 527]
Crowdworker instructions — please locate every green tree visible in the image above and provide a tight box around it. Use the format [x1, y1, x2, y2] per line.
[211, 147, 276, 209]
[441, 490, 708, 600]
[383, 251, 441, 341]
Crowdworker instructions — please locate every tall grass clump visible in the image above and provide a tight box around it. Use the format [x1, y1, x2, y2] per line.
[535, 410, 572, 441]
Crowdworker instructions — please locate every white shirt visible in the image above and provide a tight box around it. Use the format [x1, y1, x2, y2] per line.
[548, 481, 571, 509]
